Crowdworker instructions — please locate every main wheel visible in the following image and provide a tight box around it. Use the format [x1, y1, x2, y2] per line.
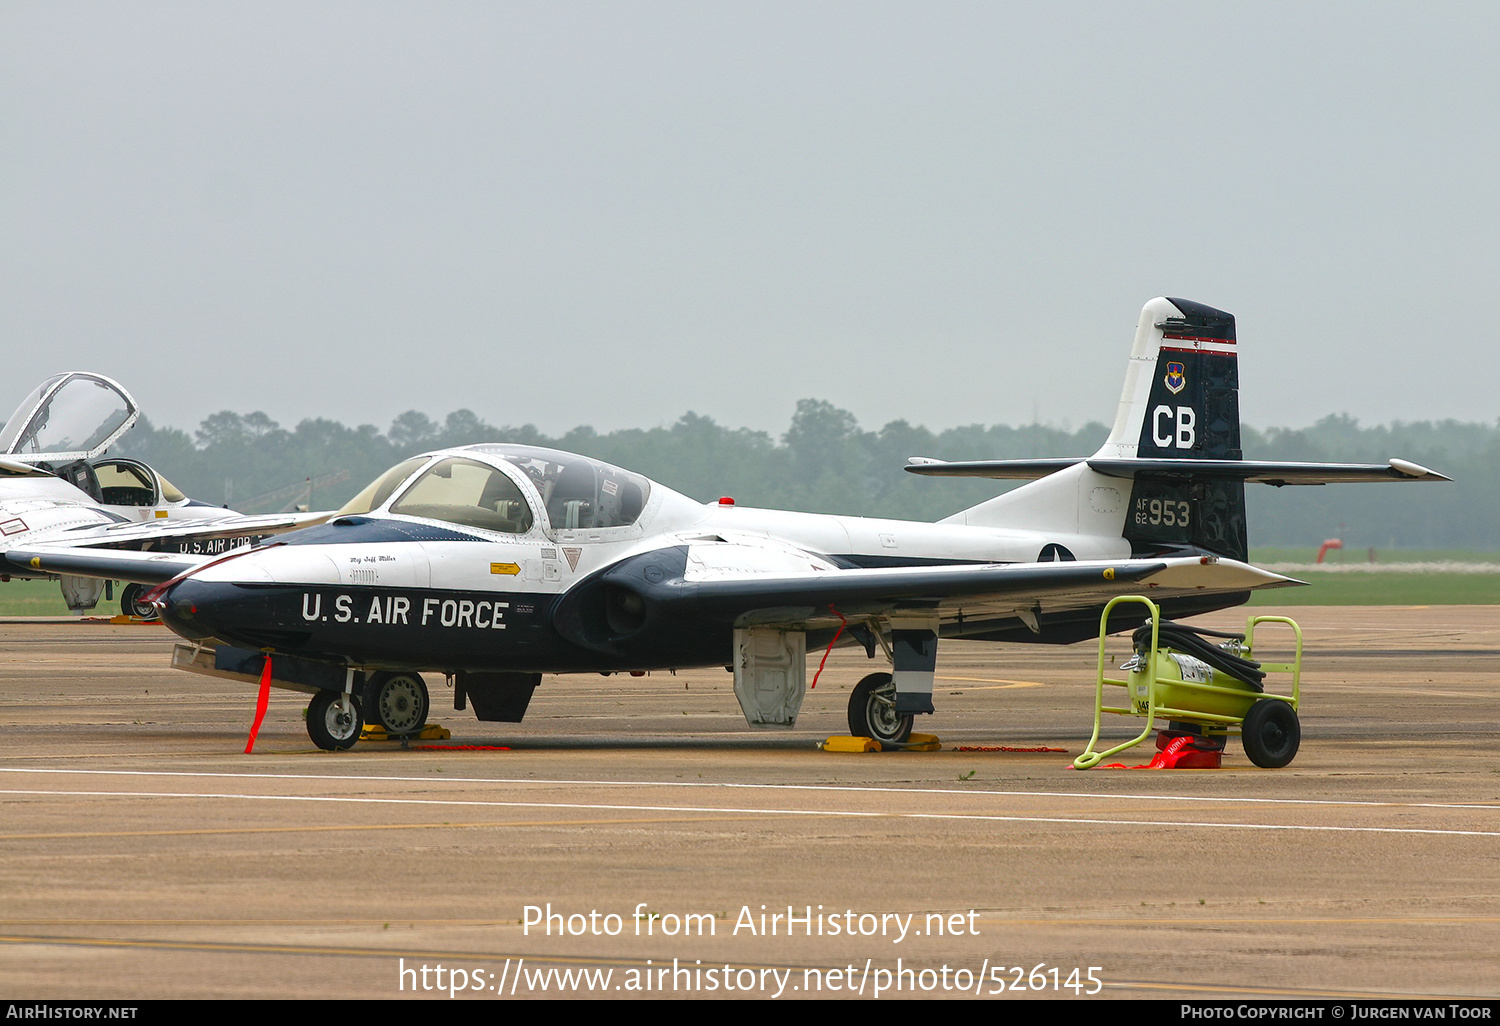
[120, 582, 158, 620]
[307, 690, 363, 751]
[1241, 699, 1300, 768]
[365, 672, 429, 736]
[847, 672, 914, 744]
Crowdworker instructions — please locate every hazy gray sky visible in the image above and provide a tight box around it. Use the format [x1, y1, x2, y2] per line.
[3, 2, 1495, 442]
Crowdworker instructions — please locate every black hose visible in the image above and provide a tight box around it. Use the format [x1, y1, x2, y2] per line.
[1131, 620, 1266, 691]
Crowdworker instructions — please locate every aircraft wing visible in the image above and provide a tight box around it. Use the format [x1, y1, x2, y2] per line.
[3, 510, 331, 583]
[87, 509, 333, 545]
[552, 551, 1299, 651]
[681, 556, 1296, 627]
[5, 545, 212, 584]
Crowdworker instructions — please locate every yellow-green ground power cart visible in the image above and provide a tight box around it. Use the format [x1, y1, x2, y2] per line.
[1073, 595, 1303, 770]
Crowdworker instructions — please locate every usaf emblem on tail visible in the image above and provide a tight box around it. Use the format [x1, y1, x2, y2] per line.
[1164, 361, 1186, 394]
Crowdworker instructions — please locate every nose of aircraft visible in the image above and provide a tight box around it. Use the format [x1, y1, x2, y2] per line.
[157, 578, 234, 641]
[160, 576, 299, 649]
[151, 547, 285, 644]
[154, 559, 315, 653]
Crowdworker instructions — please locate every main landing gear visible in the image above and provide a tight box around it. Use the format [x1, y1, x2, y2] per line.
[364, 671, 431, 737]
[120, 582, 158, 620]
[847, 672, 914, 744]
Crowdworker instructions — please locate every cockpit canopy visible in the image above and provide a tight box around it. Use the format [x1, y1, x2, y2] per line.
[337, 445, 653, 536]
[0, 372, 139, 463]
[94, 458, 187, 507]
[475, 445, 650, 530]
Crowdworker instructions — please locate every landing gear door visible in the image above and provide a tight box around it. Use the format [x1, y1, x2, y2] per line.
[732, 627, 807, 728]
[0, 372, 140, 464]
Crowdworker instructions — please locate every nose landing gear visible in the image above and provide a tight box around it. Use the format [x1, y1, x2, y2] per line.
[307, 690, 363, 751]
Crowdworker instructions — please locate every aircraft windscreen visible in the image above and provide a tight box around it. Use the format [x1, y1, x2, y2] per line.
[0, 374, 136, 458]
[157, 474, 186, 503]
[389, 457, 534, 534]
[472, 444, 650, 531]
[337, 457, 431, 517]
[95, 461, 156, 506]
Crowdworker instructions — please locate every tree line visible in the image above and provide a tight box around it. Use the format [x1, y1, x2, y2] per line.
[114, 402, 1500, 551]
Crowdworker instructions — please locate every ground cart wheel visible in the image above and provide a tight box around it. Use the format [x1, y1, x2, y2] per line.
[847, 672, 914, 744]
[365, 672, 429, 736]
[308, 690, 363, 751]
[1241, 699, 1300, 768]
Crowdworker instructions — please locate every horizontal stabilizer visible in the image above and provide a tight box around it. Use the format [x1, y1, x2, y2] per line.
[1088, 457, 1449, 485]
[905, 457, 1085, 480]
[907, 456, 1450, 486]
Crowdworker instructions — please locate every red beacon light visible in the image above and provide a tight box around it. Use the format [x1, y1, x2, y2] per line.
[717, 496, 735, 506]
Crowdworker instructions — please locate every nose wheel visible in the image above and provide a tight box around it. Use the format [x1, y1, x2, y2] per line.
[307, 690, 363, 751]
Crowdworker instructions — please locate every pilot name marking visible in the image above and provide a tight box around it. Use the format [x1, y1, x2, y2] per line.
[301, 591, 508, 629]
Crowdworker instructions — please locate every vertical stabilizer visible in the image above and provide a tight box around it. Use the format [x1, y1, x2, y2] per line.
[1098, 297, 1247, 560]
[1098, 297, 1241, 461]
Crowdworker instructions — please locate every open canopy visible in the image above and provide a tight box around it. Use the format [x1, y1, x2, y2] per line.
[0, 372, 139, 463]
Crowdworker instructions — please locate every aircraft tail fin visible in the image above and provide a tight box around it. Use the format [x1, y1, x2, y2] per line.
[907, 297, 1444, 563]
[911, 298, 1249, 560]
[1098, 297, 1242, 462]
[906, 300, 1446, 561]
[1100, 297, 1249, 561]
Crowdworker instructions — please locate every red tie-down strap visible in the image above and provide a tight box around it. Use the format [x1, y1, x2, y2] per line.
[809, 604, 849, 690]
[244, 654, 273, 754]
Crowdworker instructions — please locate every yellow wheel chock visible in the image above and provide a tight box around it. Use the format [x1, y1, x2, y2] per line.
[822, 732, 942, 753]
[360, 723, 452, 743]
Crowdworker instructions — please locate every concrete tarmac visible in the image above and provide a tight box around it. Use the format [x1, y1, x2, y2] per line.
[0, 607, 1496, 1001]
